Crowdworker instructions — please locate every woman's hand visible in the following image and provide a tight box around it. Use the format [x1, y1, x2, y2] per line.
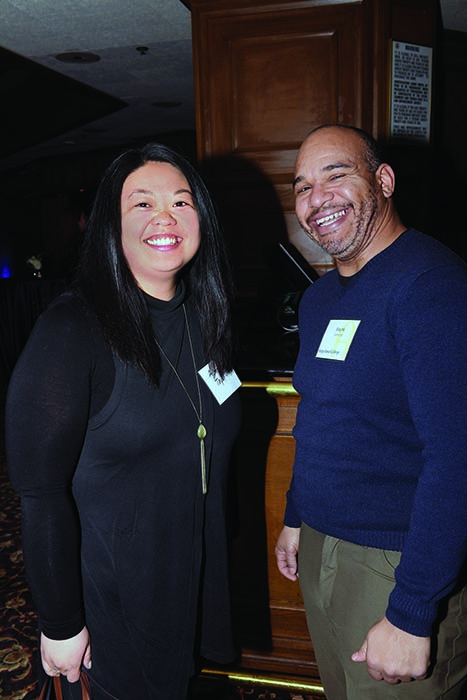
[41, 626, 92, 683]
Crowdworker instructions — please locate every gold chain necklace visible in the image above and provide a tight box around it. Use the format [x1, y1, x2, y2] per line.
[155, 304, 207, 494]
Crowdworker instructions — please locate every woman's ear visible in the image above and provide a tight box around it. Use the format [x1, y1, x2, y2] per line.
[377, 163, 396, 199]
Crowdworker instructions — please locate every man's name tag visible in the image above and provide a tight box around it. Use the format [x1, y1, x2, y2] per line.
[316, 319, 361, 361]
[198, 365, 242, 404]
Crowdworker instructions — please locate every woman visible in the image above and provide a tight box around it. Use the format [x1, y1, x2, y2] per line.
[6, 144, 242, 699]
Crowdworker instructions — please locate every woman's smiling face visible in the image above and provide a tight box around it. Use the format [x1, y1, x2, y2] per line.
[121, 160, 201, 299]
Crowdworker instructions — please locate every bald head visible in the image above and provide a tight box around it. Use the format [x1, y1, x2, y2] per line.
[304, 124, 383, 173]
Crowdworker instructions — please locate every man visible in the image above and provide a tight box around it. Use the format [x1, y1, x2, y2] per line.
[275, 124, 467, 699]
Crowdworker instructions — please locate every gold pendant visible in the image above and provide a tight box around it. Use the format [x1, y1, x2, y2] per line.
[198, 423, 207, 494]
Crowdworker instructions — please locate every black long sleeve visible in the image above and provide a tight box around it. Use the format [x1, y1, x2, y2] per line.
[6, 293, 114, 639]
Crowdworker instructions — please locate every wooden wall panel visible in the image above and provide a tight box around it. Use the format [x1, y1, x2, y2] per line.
[233, 383, 319, 678]
[231, 32, 338, 150]
[194, 2, 364, 178]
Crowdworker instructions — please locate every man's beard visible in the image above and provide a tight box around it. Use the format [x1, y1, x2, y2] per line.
[303, 187, 379, 262]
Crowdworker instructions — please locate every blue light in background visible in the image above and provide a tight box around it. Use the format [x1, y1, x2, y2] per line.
[0, 258, 13, 278]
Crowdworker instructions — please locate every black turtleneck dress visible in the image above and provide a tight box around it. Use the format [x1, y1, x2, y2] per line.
[6, 284, 242, 700]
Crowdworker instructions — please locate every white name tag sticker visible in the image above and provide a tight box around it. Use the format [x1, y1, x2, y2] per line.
[316, 319, 361, 361]
[198, 365, 242, 404]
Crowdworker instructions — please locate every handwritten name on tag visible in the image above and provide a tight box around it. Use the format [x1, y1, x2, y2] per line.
[316, 319, 361, 361]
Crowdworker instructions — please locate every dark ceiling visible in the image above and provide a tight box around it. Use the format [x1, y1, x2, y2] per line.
[0, 0, 465, 174]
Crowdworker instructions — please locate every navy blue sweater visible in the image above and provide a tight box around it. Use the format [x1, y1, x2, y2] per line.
[285, 230, 467, 637]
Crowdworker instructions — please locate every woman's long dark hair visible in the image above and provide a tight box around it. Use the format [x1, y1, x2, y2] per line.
[76, 143, 235, 385]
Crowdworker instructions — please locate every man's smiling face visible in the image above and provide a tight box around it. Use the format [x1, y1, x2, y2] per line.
[293, 126, 386, 268]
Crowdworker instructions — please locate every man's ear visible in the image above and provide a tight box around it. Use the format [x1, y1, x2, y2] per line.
[377, 163, 396, 199]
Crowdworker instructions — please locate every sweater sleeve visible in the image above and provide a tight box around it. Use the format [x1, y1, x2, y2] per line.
[385, 264, 467, 636]
[5, 296, 111, 639]
[284, 479, 303, 528]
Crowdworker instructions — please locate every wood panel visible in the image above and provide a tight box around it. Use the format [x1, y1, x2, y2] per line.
[230, 381, 320, 679]
[264, 390, 316, 672]
[193, 1, 365, 178]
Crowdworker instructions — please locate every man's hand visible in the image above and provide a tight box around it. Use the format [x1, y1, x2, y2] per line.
[352, 616, 430, 684]
[275, 526, 300, 581]
[41, 626, 92, 683]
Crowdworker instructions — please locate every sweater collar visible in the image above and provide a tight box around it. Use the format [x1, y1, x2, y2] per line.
[142, 278, 187, 312]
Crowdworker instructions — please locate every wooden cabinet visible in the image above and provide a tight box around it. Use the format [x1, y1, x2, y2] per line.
[263, 381, 316, 675]
[192, 0, 370, 173]
[229, 380, 322, 683]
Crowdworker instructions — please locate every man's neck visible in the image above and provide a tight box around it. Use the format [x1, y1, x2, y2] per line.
[336, 216, 407, 277]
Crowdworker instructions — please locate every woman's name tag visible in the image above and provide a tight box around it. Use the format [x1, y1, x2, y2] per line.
[198, 365, 242, 404]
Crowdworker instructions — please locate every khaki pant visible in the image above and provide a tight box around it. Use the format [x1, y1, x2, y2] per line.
[298, 524, 467, 700]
